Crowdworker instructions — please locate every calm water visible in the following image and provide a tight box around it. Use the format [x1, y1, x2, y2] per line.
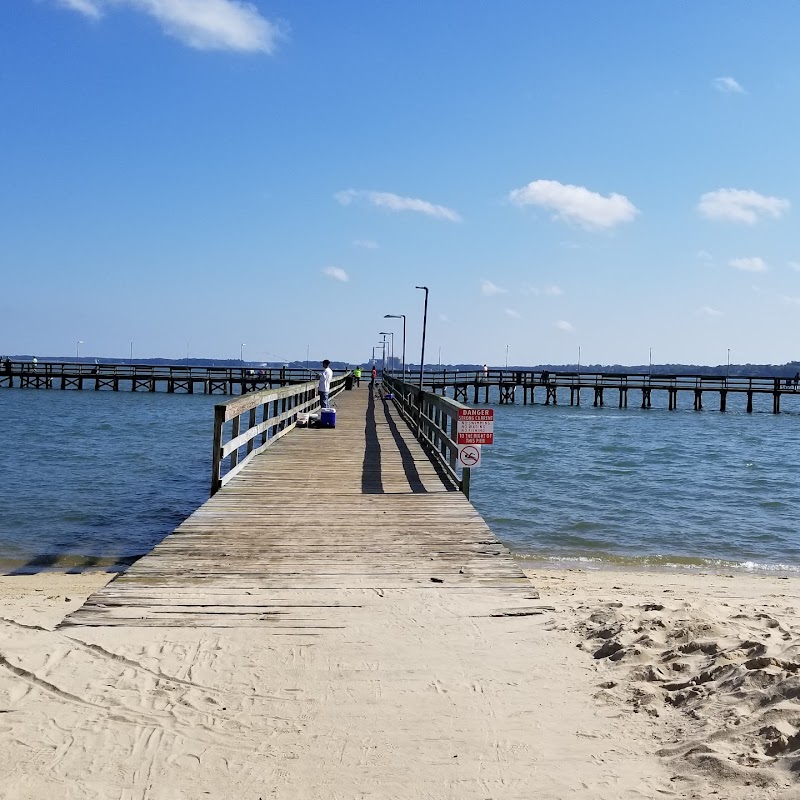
[2, 387, 800, 574]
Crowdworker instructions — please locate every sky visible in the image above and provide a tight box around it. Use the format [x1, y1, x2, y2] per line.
[2, 1, 800, 367]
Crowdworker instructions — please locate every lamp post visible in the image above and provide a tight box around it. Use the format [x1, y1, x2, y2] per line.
[415, 286, 428, 388]
[505, 344, 509, 369]
[648, 347, 652, 378]
[129, 341, 133, 364]
[376, 342, 386, 376]
[727, 348, 731, 379]
[240, 343, 246, 364]
[379, 331, 394, 373]
[384, 314, 406, 378]
[76, 340, 83, 360]
[306, 344, 310, 371]
[577, 346, 581, 375]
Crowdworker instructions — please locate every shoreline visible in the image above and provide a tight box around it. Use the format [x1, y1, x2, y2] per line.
[514, 553, 800, 578]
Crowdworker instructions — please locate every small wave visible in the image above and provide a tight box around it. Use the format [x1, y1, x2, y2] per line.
[512, 550, 800, 576]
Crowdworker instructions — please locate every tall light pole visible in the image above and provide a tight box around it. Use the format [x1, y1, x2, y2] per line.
[577, 345, 581, 374]
[505, 344, 509, 369]
[306, 344, 310, 371]
[415, 286, 428, 388]
[129, 341, 133, 364]
[376, 342, 386, 374]
[240, 343, 246, 364]
[76, 340, 83, 360]
[384, 314, 406, 378]
[379, 331, 394, 373]
[648, 347, 652, 377]
[727, 348, 731, 379]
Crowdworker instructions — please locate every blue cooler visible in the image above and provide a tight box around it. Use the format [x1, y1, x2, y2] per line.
[320, 408, 336, 428]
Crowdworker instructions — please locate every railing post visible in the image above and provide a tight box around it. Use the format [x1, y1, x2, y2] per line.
[210, 404, 226, 495]
[461, 467, 471, 499]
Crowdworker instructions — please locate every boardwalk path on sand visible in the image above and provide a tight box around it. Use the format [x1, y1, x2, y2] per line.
[0, 387, 668, 798]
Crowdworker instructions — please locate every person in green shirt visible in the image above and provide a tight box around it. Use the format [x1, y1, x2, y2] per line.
[353, 366, 362, 387]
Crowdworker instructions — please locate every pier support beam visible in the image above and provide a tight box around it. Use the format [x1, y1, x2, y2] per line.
[720, 390, 727, 412]
[641, 388, 651, 409]
[593, 387, 604, 407]
[694, 389, 703, 411]
[747, 391, 753, 413]
[668, 389, 677, 410]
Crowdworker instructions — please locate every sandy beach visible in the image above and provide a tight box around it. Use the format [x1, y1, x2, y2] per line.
[1, 566, 797, 799]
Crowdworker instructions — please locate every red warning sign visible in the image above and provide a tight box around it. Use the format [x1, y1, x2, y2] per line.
[457, 408, 494, 445]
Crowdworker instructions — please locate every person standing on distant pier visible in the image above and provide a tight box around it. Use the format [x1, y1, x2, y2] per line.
[483, 363, 488, 381]
[318, 359, 333, 409]
[353, 365, 362, 387]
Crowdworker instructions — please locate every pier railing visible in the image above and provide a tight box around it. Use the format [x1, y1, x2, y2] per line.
[382, 375, 472, 497]
[210, 373, 349, 495]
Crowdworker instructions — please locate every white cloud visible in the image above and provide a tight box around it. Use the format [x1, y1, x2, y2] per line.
[555, 320, 574, 332]
[788, 261, 800, 272]
[526, 283, 564, 297]
[509, 179, 639, 230]
[353, 239, 378, 249]
[57, 0, 282, 52]
[57, 0, 101, 18]
[781, 295, 800, 307]
[712, 76, 746, 94]
[699, 305, 722, 317]
[504, 308, 521, 319]
[695, 249, 713, 261]
[697, 188, 789, 224]
[730, 257, 768, 273]
[335, 189, 461, 222]
[480, 280, 507, 296]
[322, 266, 348, 282]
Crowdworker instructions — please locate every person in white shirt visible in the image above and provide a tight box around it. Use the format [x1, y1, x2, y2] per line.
[318, 359, 333, 409]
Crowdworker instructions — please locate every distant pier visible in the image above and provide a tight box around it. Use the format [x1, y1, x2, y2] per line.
[0, 360, 332, 395]
[422, 368, 800, 414]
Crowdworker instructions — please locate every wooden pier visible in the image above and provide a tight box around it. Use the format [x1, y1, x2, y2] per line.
[64, 381, 524, 627]
[0, 360, 339, 395]
[422, 368, 800, 413]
